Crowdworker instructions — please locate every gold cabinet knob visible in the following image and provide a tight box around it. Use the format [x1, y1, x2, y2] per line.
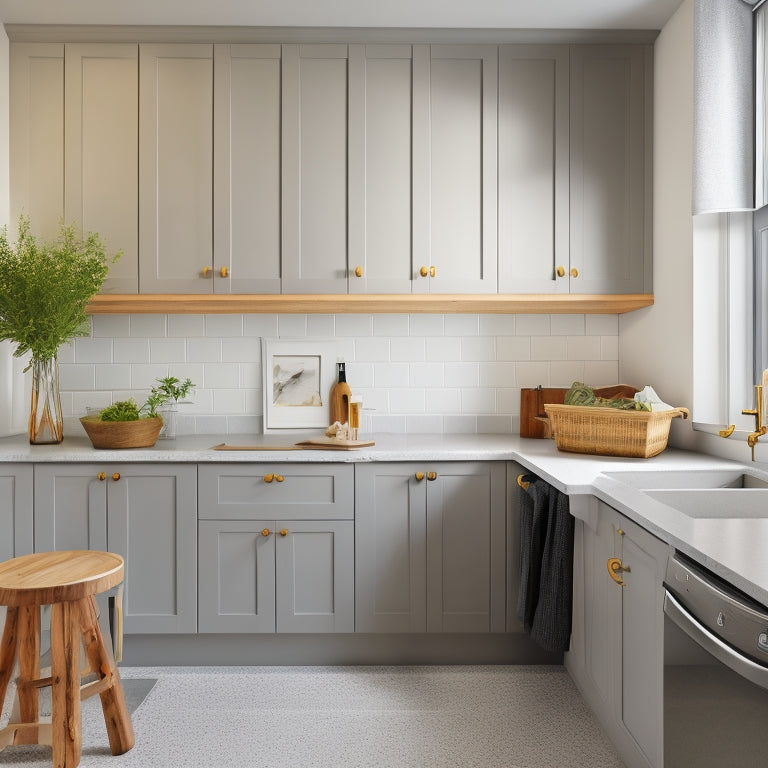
[220, 266, 229, 278]
[420, 266, 429, 277]
[275, 475, 284, 483]
[607, 557, 630, 586]
[429, 265, 436, 277]
[556, 265, 565, 278]
[427, 471, 437, 481]
[415, 472, 425, 481]
[262, 528, 271, 537]
[112, 472, 121, 481]
[202, 266, 212, 278]
[279, 528, 288, 537]
[571, 267, 579, 278]
[354, 266, 363, 277]
[97, 472, 106, 481]
[264, 474, 274, 483]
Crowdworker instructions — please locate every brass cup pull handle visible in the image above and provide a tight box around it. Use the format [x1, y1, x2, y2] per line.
[264, 474, 274, 483]
[607, 557, 630, 586]
[570, 267, 579, 278]
[427, 471, 437, 481]
[97, 472, 106, 481]
[556, 265, 565, 277]
[112, 472, 121, 481]
[415, 472, 425, 481]
[220, 266, 229, 278]
[354, 266, 363, 277]
[202, 266, 212, 278]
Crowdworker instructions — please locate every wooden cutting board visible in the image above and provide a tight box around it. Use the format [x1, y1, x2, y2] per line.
[520, 385, 638, 438]
[211, 438, 375, 451]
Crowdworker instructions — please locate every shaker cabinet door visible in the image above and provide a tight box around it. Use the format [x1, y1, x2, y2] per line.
[0, 464, 33, 562]
[139, 44, 214, 293]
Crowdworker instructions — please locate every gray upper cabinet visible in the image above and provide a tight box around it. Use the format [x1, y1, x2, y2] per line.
[33, 463, 198, 634]
[281, 44, 350, 294]
[214, 44, 282, 294]
[139, 44, 214, 294]
[498, 45, 570, 294]
[65, 44, 139, 293]
[569, 45, 652, 294]
[355, 462, 506, 633]
[415, 45, 498, 294]
[0, 464, 33, 562]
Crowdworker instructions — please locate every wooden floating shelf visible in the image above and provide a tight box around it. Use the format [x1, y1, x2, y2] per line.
[87, 293, 654, 315]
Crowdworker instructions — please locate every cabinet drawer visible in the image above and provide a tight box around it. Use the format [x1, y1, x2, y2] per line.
[198, 463, 354, 520]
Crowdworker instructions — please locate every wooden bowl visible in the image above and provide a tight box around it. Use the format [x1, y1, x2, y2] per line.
[80, 416, 163, 449]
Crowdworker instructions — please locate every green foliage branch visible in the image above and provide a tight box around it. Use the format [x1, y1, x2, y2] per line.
[0, 215, 120, 365]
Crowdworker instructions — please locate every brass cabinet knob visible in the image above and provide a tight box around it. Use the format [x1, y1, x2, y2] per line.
[415, 472, 425, 481]
[202, 266, 212, 277]
[279, 528, 288, 537]
[607, 557, 630, 586]
[354, 266, 363, 277]
[264, 474, 274, 483]
[112, 472, 121, 481]
[420, 266, 429, 277]
[97, 472, 106, 481]
[262, 528, 271, 537]
[556, 265, 565, 278]
[220, 266, 229, 278]
[275, 475, 284, 483]
[427, 471, 437, 481]
[571, 267, 579, 278]
[429, 265, 436, 278]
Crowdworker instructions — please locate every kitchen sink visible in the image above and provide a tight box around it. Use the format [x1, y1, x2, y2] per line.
[602, 469, 768, 490]
[644, 488, 768, 519]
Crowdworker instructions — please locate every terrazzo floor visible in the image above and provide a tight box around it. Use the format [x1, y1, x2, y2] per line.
[1, 665, 626, 767]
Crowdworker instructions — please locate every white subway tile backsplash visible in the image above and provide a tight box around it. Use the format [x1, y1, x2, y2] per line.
[551, 314, 585, 336]
[56, 312, 619, 436]
[206, 314, 244, 337]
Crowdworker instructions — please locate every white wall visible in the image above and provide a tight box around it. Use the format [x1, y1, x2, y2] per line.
[52, 312, 620, 436]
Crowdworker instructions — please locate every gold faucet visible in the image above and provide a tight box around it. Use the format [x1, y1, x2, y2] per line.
[742, 384, 766, 461]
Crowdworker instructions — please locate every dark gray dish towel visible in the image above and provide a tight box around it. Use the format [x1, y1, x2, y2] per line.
[517, 475, 574, 653]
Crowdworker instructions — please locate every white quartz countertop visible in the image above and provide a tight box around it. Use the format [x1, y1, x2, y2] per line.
[2, 429, 765, 605]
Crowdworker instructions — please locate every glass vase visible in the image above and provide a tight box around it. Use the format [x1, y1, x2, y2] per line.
[29, 356, 63, 444]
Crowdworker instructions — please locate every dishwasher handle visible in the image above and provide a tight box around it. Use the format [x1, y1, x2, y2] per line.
[664, 589, 768, 692]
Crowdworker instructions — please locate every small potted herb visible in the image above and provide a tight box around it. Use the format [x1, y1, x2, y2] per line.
[151, 376, 195, 439]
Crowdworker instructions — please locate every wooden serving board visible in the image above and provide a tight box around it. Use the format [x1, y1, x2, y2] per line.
[211, 438, 375, 451]
[520, 385, 638, 439]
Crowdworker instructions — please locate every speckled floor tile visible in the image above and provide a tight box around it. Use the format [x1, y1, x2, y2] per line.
[0, 665, 625, 767]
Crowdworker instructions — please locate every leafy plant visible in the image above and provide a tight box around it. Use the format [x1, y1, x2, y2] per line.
[90, 376, 196, 421]
[152, 376, 194, 403]
[0, 215, 121, 365]
[98, 400, 142, 422]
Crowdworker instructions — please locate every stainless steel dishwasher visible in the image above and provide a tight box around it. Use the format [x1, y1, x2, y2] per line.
[663, 551, 768, 767]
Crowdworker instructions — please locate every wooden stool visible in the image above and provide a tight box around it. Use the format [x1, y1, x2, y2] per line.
[0, 550, 135, 767]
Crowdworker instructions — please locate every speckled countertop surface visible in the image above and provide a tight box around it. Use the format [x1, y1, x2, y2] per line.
[2, 430, 767, 605]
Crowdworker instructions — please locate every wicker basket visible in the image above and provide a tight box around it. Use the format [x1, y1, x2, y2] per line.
[80, 416, 163, 449]
[543, 404, 689, 458]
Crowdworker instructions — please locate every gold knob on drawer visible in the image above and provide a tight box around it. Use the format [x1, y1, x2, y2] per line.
[415, 472, 425, 481]
[275, 474, 284, 483]
[264, 474, 274, 483]
[571, 267, 579, 278]
[97, 472, 106, 481]
[427, 471, 437, 481]
[202, 266, 212, 277]
[354, 266, 363, 277]
[420, 266, 429, 277]
[220, 266, 229, 278]
[262, 528, 271, 537]
[112, 472, 121, 481]
[429, 265, 436, 277]
[556, 265, 565, 278]
[279, 528, 288, 537]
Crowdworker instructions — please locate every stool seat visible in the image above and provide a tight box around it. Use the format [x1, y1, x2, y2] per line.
[0, 550, 124, 607]
[0, 550, 134, 768]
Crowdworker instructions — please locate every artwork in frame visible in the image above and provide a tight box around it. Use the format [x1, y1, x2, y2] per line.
[261, 339, 338, 433]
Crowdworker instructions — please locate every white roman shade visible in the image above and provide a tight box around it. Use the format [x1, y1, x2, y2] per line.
[693, 0, 755, 214]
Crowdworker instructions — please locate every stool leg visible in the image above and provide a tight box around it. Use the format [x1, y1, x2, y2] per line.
[77, 596, 134, 756]
[0, 607, 20, 749]
[14, 604, 40, 745]
[51, 601, 81, 768]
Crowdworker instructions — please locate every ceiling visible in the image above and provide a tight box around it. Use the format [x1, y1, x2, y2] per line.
[0, 0, 685, 31]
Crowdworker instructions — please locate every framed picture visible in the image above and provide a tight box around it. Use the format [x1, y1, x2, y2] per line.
[261, 339, 338, 433]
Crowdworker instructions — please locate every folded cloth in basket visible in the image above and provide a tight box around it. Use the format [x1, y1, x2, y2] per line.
[633, 385, 674, 411]
[517, 475, 574, 653]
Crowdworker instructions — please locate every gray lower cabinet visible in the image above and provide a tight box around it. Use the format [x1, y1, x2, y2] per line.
[0, 464, 33, 561]
[33, 463, 198, 634]
[567, 499, 667, 768]
[197, 464, 355, 633]
[355, 461, 506, 633]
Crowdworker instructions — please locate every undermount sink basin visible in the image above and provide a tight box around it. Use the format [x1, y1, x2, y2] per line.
[644, 488, 768, 519]
[602, 469, 768, 491]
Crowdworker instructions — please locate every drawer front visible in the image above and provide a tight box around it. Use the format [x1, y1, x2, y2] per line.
[198, 463, 354, 520]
